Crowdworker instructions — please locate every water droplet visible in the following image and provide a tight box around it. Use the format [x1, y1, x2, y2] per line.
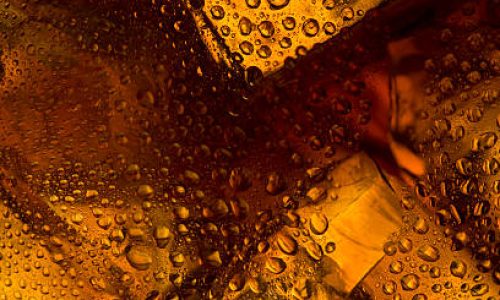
[277, 233, 298, 255]
[210, 5, 225, 20]
[450, 260, 467, 278]
[266, 0, 290, 9]
[303, 19, 319, 37]
[246, 0, 261, 8]
[265, 257, 286, 274]
[417, 245, 440, 262]
[258, 21, 275, 38]
[310, 213, 328, 235]
[126, 246, 153, 270]
[401, 273, 420, 291]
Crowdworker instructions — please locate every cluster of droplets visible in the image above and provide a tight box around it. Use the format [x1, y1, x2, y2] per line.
[381, 1, 500, 299]
[199, 0, 371, 75]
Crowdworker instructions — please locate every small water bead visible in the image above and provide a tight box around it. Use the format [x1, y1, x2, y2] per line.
[472, 132, 497, 152]
[451, 125, 465, 141]
[210, 5, 225, 20]
[439, 77, 455, 94]
[228, 274, 245, 292]
[248, 277, 264, 294]
[265, 257, 286, 274]
[467, 107, 483, 122]
[257, 45, 272, 58]
[398, 238, 413, 253]
[432, 284, 442, 293]
[456, 157, 473, 175]
[419, 264, 429, 272]
[417, 245, 440, 262]
[279, 37, 292, 49]
[384, 241, 397, 256]
[382, 280, 397, 295]
[324, 22, 336, 35]
[126, 246, 153, 270]
[137, 184, 154, 198]
[282, 17, 296, 30]
[341, 7, 355, 20]
[470, 283, 489, 296]
[153, 226, 170, 248]
[267, 0, 290, 10]
[276, 233, 298, 255]
[258, 21, 275, 38]
[174, 206, 190, 219]
[322, 0, 336, 10]
[204, 251, 223, 267]
[413, 218, 429, 234]
[450, 260, 467, 278]
[390, 261, 403, 274]
[304, 241, 323, 261]
[401, 273, 420, 291]
[325, 242, 336, 253]
[170, 252, 185, 267]
[246, 0, 261, 8]
[239, 41, 254, 55]
[220, 25, 231, 36]
[309, 213, 328, 235]
[303, 19, 320, 37]
[483, 157, 500, 175]
[239, 17, 252, 36]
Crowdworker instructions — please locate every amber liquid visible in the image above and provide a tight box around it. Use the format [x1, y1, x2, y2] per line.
[0, 0, 498, 299]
